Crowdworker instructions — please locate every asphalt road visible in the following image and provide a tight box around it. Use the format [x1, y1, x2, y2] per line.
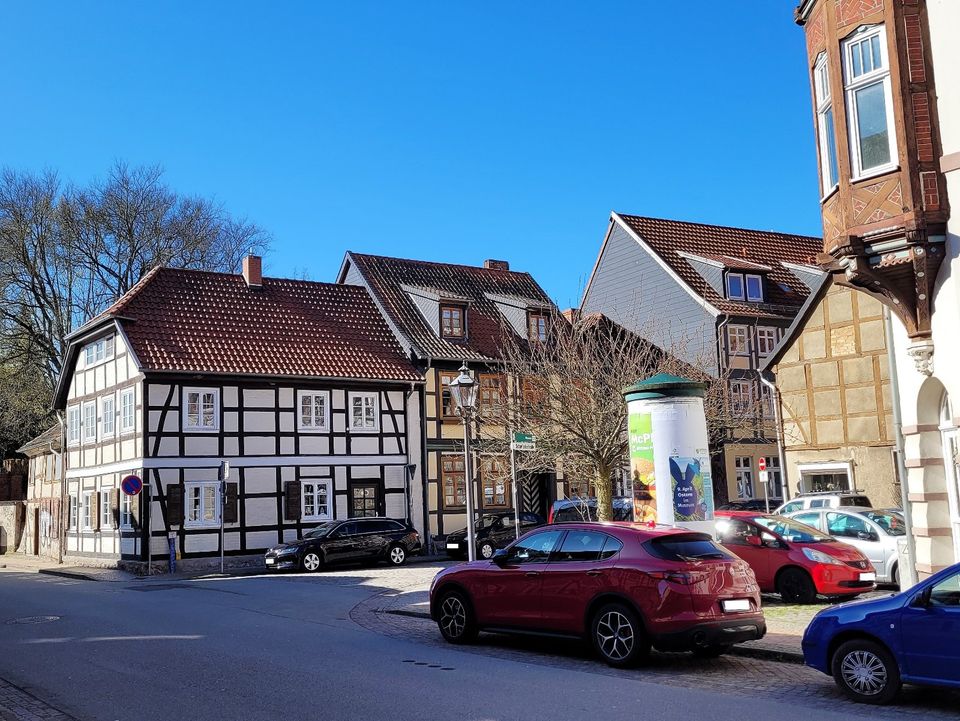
[0, 565, 955, 721]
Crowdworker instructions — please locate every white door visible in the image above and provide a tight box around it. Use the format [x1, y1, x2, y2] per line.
[941, 430, 960, 563]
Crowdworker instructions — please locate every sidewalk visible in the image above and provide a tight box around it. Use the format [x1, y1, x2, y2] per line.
[0, 554, 135, 583]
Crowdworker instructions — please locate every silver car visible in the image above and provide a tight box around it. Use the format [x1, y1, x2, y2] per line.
[785, 508, 906, 586]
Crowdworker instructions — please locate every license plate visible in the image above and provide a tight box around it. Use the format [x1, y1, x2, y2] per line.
[446, 543, 460, 550]
[265, 557, 275, 565]
[722, 599, 751, 612]
[859, 572, 876, 582]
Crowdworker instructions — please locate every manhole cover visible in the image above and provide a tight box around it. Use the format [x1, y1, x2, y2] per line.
[6, 615, 61, 625]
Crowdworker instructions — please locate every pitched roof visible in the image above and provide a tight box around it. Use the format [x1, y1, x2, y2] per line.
[94, 267, 420, 382]
[615, 214, 824, 320]
[16, 425, 61, 456]
[342, 253, 554, 362]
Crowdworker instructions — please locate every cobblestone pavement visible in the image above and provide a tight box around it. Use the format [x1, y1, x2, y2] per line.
[0, 678, 75, 721]
[349, 564, 960, 719]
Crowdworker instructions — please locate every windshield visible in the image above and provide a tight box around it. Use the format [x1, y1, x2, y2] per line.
[861, 511, 906, 536]
[476, 515, 501, 530]
[304, 523, 337, 539]
[754, 516, 834, 543]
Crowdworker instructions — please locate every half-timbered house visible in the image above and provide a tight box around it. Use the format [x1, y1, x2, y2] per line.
[337, 253, 558, 545]
[52, 256, 423, 570]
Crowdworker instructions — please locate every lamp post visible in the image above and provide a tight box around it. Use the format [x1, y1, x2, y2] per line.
[449, 363, 479, 562]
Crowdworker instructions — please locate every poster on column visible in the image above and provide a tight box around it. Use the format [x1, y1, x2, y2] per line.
[628, 411, 657, 523]
[670, 456, 712, 522]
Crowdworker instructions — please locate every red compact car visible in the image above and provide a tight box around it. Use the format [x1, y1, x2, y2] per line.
[429, 522, 765, 667]
[715, 511, 876, 603]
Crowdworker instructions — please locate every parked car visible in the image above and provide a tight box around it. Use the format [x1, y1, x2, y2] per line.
[717, 499, 783, 512]
[715, 511, 876, 603]
[264, 517, 421, 571]
[430, 522, 766, 666]
[548, 497, 634, 523]
[803, 561, 960, 704]
[785, 508, 906, 585]
[774, 491, 873, 515]
[444, 511, 545, 559]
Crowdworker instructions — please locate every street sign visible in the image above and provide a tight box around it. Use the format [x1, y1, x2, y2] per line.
[511, 432, 536, 452]
[758, 457, 767, 472]
[121, 474, 143, 496]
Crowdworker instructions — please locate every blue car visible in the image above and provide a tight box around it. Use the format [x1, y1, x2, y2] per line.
[802, 561, 960, 704]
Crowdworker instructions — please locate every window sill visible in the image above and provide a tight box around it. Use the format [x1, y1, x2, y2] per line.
[820, 184, 840, 204]
[850, 164, 899, 185]
[184, 521, 220, 529]
[297, 427, 330, 434]
[302, 516, 332, 523]
[348, 427, 380, 434]
[182, 426, 219, 434]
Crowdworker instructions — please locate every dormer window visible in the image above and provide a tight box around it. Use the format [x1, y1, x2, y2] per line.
[745, 274, 763, 302]
[83, 334, 115, 366]
[527, 311, 547, 342]
[726, 273, 745, 301]
[441, 305, 465, 339]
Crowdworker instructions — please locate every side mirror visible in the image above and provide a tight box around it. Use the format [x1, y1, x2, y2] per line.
[857, 530, 879, 542]
[745, 535, 763, 547]
[491, 549, 509, 565]
[910, 590, 931, 609]
[761, 532, 781, 548]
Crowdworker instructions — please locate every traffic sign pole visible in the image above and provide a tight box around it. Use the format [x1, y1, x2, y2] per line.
[510, 432, 520, 541]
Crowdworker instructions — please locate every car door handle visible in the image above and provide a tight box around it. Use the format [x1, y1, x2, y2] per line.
[525, 571, 540, 577]
[586, 569, 603, 576]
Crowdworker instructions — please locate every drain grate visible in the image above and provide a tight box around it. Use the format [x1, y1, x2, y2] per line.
[6, 615, 61, 625]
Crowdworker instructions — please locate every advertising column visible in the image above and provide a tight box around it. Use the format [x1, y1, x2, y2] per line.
[624, 373, 714, 534]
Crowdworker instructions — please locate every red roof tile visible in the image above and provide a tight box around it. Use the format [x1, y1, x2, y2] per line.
[344, 253, 554, 362]
[107, 267, 420, 382]
[616, 214, 824, 319]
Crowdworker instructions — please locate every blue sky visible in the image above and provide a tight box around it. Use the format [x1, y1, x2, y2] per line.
[0, 2, 818, 309]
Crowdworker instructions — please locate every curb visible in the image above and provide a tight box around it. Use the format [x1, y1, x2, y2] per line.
[37, 568, 104, 582]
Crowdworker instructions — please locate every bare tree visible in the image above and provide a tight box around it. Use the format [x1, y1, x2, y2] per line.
[475, 310, 764, 521]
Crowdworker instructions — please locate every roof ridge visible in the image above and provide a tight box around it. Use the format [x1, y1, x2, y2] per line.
[155, 266, 362, 292]
[615, 212, 822, 242]
[350, 251, 523, 275]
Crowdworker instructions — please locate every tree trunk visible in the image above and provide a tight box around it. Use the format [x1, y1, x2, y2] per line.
[595, 462, 613, 522]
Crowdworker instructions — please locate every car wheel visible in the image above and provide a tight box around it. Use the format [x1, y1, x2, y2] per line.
[891, 564, 900, 588]
[831, 639, 901, 705]
[777, 567, 817, 604]
[590, 602, 650, 668]
[692, 644, 731, 659]
[478, 541, 495, 560]
[436, 589, 478, 644]
[387, 544, 407, 566]
[301, 552, 323, 573]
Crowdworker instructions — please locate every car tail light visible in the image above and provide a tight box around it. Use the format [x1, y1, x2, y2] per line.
[647, 570, 696, 585]
[548, 505, 554, 524]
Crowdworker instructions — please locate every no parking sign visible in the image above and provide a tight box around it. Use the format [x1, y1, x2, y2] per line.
[121, 474, 143, 496]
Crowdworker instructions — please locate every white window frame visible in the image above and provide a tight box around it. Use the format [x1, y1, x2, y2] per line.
[82, 401, 97, 443]
[100, 394, 116, 438]
[68, 494, 78, 529]
[814, 52, 840, 196]
[756, 327, 777, 356]
[81, 491, 94, 530]
[120, 388, 136, 434]
[67, 405, 81, 446]
[120, 493, 133, 529]
[730, 380, 753, 415]
[301, 480, 332, 521]
[842, 24, 898, 181]
[83, 334, 115, 368]
[184, 481, 221, 528]
[348, 392, 379, 433]
[727, 325, 749, 356]
[297, 390, 330, 432]
[99, 489, 113, 529]
[735, 456, 755, 500]
[797, 461, 854, 494]
[760, 384, 776, 418]
[726, 273, 745, 301]
[745, 274, 764, 302]
[182, 387, 219, 432]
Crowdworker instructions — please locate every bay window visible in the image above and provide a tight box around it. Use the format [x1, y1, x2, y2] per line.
[814, 53, 840, 194]
[843, 25, 896, 179]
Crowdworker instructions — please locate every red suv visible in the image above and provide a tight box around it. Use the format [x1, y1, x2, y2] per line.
[429, 522, 765, 667]
[715, 511, 876, 603]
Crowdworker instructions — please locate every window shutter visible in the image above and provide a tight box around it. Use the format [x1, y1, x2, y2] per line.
[224, 483, 239, 524]
[111, 490, 120, 527]
[93, 492, 101, 531]
[130, 490, 141, 530]
[284, 481, 301, 521]
[167, 484, 184, 526]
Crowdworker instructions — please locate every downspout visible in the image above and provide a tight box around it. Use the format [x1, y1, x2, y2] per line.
[420, 358, 433, 554]
[760, 372, 789, 504]
[884, 306, 917, 589]
[403, 385, 414, 526]
[715, 316, 730, 501]
[56, 411, 66, 565]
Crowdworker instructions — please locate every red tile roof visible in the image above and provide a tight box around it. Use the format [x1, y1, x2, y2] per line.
[343, 253, 554, 362]
[104, 267, 420, 382]
[616, 214, 823, 319]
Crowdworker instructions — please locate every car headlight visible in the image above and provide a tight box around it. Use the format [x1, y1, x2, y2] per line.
[802, 547, 844, 565]
[275, 546, 297, 556]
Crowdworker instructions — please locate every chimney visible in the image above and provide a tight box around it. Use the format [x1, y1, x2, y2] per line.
[484, 259, 510, 271]
[242, 254, 262, 288]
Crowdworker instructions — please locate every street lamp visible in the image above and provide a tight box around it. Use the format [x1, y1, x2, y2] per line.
[448, 363, 479, 562]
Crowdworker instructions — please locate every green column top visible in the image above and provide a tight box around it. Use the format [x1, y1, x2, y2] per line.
[623, 373, 706, 402]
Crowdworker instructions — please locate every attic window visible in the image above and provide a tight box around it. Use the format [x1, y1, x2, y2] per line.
[527, 311, 548, 342]
[84, 335, 115, 366]
[726, 273, 745, 301]
[745, 274, 763, 302]
[441, 305, 465, 338]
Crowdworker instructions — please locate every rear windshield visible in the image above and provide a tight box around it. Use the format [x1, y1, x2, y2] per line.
[754, 516, 833, 543]
[846, 496, 872, 508]
[860, 511, 906, 536]
[644, 535, 733, 562]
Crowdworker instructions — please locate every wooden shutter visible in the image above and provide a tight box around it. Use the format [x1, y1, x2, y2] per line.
[284, 481, 301, 521]
[224, 482, 239, 524]
[167, 484, 184, 526]
[130, 490, 141, 530]
[93, 491, 101, 531]
[111, 490, 120, 528]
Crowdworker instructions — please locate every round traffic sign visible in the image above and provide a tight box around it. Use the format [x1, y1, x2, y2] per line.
[758, 457, 767, 472]
[121, 474, 143, 496]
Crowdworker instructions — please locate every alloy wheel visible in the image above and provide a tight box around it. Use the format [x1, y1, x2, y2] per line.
[840, 650, 888, 696]
[595, 610, 635, 661]
[302, 553, 321, 572]
[389, 546, 406, 565]
[439, 596, 466, 639]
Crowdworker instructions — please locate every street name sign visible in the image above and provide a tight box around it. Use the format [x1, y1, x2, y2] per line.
[511, 432, 536, 452]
